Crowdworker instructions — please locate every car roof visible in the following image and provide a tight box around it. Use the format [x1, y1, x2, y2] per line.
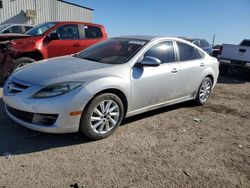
[49, 21, 104, 27]
[179, 37, 208, 42]
[113, 35, 188, 42]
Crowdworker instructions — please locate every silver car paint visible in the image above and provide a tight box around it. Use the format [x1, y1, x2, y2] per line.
[3, 36, 219, 133]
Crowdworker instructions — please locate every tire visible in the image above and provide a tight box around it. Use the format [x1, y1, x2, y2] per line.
[219, 65, 228, 75]
[194, 77, 212, 105]
[79, 93, 124, 140]
[12, 57, 36, 72]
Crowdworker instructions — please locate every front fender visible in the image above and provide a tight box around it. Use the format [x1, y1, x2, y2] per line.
[84, 76, 130, 103]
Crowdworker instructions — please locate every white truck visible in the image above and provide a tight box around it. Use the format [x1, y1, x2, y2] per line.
[219, 39, 250, 74]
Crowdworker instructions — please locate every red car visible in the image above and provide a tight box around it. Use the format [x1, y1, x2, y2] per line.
[0, 21, 107, 81]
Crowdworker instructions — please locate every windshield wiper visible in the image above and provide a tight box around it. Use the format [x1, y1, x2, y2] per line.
[81, 57, 97, 62]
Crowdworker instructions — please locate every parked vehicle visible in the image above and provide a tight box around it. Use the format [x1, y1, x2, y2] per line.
[181, 37, 213, 55]
[219, 39, 250, 74]
[212, 44, 223, 59]
[0, 21, 107, 81]
[0, 24, 33, 34]
[3, 36, 219, 140]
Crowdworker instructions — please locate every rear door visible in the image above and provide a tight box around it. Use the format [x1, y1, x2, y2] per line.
[46, 24, 82, 58]
[175, 42, 206, 98]
[77, 24, 105, 51]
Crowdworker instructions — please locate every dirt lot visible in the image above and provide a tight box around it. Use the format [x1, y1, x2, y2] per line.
[0, 71, 249, 188]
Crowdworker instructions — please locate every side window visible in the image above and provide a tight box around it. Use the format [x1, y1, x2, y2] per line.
[53, 24, 79, 40]
[2, 28, 10, 33]
[10, 26, 22, 33]
[84, 25, 103, 39]
[144, 41, 175, 63]
[24, 26, 33, 32]
[0, 1, 3, 9]
[177, 42, 201, 61]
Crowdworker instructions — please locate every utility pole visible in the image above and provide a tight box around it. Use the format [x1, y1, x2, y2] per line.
[212, 34, 215, 47]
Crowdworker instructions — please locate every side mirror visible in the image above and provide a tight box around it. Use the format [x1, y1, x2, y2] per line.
[49, 33, 60, 40]
[140, 56, 161, 67]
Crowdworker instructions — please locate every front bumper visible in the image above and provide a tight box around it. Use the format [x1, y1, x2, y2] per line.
[3, 80, 93, 133]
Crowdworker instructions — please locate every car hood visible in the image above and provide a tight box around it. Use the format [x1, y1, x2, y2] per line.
[0, 34, 32, 41]
[11, 56, 115, 86]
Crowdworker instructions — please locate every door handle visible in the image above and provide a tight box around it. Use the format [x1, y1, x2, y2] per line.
[171, 68, 178, 73]
[239, 49, 246, 53]
[200, 63, 205, 67]
[73, 43, 81, 47]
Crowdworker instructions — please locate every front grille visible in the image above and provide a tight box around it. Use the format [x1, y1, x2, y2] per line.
[7, 106, 34, 123]
[6, 78, 32, 94]
[6, 106, 58, 126]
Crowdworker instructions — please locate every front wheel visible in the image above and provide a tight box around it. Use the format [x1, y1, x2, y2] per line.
[194, 77, 212, 105]
[79, 93, 124, 140]
[12, 57, 36, 72]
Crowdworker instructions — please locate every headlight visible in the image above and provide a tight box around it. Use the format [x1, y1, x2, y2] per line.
[32, 82, 83, 98]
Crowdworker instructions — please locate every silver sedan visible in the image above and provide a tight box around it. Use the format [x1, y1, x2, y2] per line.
[3, 36, 219, 140]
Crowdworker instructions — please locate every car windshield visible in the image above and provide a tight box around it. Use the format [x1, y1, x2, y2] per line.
[25, 22, 56, 36]
[77, 38, 148, 64]
[0, 25, 9, 32]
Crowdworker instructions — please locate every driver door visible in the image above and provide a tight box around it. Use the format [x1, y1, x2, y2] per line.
[46, 24, 83, 58]
[130, 41, 179, 111]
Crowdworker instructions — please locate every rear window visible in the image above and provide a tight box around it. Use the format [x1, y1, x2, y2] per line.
[85, 25, 103, 39]
[240, 40, 250, 47]
[200, 40, 210, 47]
[25, 26, 33, 32]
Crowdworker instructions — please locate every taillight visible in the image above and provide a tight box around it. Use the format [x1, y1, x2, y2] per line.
[219, 46, 223, 54]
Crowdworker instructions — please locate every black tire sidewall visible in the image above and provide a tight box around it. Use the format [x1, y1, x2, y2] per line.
[80, 93, 124, 140]
[12, 57, 36, 72]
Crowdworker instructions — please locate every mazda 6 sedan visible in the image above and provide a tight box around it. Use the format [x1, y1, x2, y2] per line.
[3, 36, 219, 140]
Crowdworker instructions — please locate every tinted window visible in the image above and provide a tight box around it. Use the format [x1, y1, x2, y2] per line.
[24, 26, 33, 32]
[26, 22, 56, 36]
[78, 38, 147, 64]
[240, 40, 250, 47]
[0, 1, 2, 9]
[177, 42, 201, 61]
[10, 26, 22, 33]
[54, 24, 79, 40]
[85, 25, 103, 39]
[144, 41, 175, 63]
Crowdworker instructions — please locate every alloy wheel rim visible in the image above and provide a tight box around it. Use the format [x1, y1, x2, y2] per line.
[199, 80, 211, 103]
[90, 100, 120, 134]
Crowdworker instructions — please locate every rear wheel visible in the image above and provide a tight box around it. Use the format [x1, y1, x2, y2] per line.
[12, 57, 36, 72]
[194, 77, 212, 105]
[79, 93, 124, 140]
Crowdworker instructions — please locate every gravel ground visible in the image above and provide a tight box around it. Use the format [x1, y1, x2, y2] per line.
[0, 71, 249, 188]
